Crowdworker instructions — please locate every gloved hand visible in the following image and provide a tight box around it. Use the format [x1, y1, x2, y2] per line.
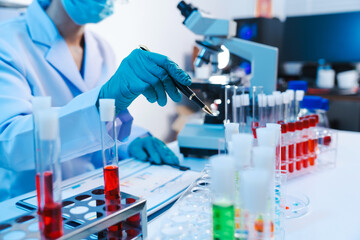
[98, 49, 191, 113]
[128, 136, 179, 166]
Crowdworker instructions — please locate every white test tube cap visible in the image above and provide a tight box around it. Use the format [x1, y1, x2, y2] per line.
[286, 89, 295, 101]
[99, 99, 115, 122]
[225, 122, 239, 144]
[256, 127, 277, 148]
[38, 109, 59, 140]
[241, 94, 250, 106]
[210, 154, 235, 202]
[274, 93, 283, 105]
[295, 90, 305, 101]
[230, 133, 253, 169]
[282, 92, 290, 104]
[258, 93, 267, 107]
[252, 146, 275, 171]
[267, 95, 275, 107]
[32, 96, 51, 113]
[232, 95, 242, 107]
[241, 169, 272, 214]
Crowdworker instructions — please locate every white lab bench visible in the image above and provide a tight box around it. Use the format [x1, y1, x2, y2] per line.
[1, 130, 360, 239]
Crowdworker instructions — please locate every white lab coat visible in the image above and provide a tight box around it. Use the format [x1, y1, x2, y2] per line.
[0, 0, 146, 201]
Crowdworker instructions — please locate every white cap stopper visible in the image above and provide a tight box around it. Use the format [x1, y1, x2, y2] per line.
[252, 146, 275, 171]
[230, 133, 253, 169]
[232, 95, 242, 107]
[99, 99, 115, 122]
[32, 96, 51, 114]
[282, 92, 290, 104]
[286, 89, 295, 101]
[256, 127, 277, 148]
[241, 169, 272, 214]
[295, 90, 305, 101]
[241, 94, 250, 106]
[210, 154, 235, 203]
[274, 93, 283, 105]
[225, 123, 239, 144]
[258, 93, 267, 107]
[38, 109, 59, 140]
[267, 95, 275, 107]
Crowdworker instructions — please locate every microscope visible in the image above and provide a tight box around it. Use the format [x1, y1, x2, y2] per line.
[176, 1, 278, 157]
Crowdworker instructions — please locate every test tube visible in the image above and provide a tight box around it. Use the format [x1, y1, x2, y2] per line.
[252, 86, 264, 138]
[241, 169, 273, 240]
[287, 122, 296, 174]
[282, 92, 290, 123]
[99, 99, 122, 236]
[286, 90, 295, 122]
[211, 155, 236, 240]
[230, 133, 253, 239]
[239, 93, 251, 133]
[267, 95, 276, 123]
[35, 109, 63, 239]
[280, 123, 288, 172]
[295, 90, 305, 120]
[308, 117, 317, 166]
[258, 93, 268, 127]
[301, 119, 310, 169]
[295, 121, 303, 172]
[32, 96, 51, 214]
[273, 91, 283, 122]
[225, 85, 244, 124]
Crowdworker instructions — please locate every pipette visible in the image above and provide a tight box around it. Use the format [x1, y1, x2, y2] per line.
[139, 45, 213, 115]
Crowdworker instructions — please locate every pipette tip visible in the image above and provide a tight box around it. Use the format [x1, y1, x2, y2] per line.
[202, 105, 213, 116]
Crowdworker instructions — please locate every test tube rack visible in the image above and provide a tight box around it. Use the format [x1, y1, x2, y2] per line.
[0, 186, 147, 240]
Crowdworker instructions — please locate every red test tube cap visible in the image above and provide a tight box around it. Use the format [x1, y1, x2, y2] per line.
[313, 114, 319, 124]
[280, 123, 287, 133]
[295, 121, 303, 130]
[309, 117, 316, 127]
[299, 117, 305, 120]
[302, 119, 309, 128]
[287, 122, 295, 132]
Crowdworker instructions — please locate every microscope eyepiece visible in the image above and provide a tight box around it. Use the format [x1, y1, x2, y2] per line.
[177, 1, 197, 20]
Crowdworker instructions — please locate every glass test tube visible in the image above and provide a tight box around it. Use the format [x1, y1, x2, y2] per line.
[287, 123, 296, 174]
[252, 86, 264, 138]
[99, 99, 122, 236]
[295, 90, 305, 120]
[295, 121, 303, 172]
[308, 117, 317, 166]
[241, 169, 274, 240]
[267, 95, 276, 123]
[239, 93, 251, 134]
[258, 93, 268, 127]
[280, 123, 288, 173]
[286, 90, 295, 122]
[272, 91, 281, 122]
[282, 92, 290, 123]
[35, 109, 63, 239]
[211, 155, 236, 240]
[301, 119, 310, 169]
[225, 85, 244, 124]
[32, 97, 51, 213]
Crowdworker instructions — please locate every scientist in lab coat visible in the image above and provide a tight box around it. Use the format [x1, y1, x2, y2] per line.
[0, 0, 191, 201]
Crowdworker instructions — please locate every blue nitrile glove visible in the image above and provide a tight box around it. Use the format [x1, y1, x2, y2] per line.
[128, 136, 179, 166]
[98, 49, 191, 113]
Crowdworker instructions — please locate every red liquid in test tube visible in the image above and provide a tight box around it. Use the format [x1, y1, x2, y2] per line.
[308, 117, 317, 166]
[295, 121, 303, 171]
[279, 122, 287, 172]
[251, 121, 259, 139]
[36, 171, 63, 239]
[287, 122, 296, 173]
[301, 119, 310, 168]
[103, 165, 122, 236]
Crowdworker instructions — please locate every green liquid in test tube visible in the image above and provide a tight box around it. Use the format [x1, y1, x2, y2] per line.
[213, 202, 235, 240]
[210, 155, 236, 240]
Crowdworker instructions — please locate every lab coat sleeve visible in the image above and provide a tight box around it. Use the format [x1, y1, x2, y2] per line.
[0, 47, 106, 171]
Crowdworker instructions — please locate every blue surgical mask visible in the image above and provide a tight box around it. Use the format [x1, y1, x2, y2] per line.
[61, 0, 115, 25]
